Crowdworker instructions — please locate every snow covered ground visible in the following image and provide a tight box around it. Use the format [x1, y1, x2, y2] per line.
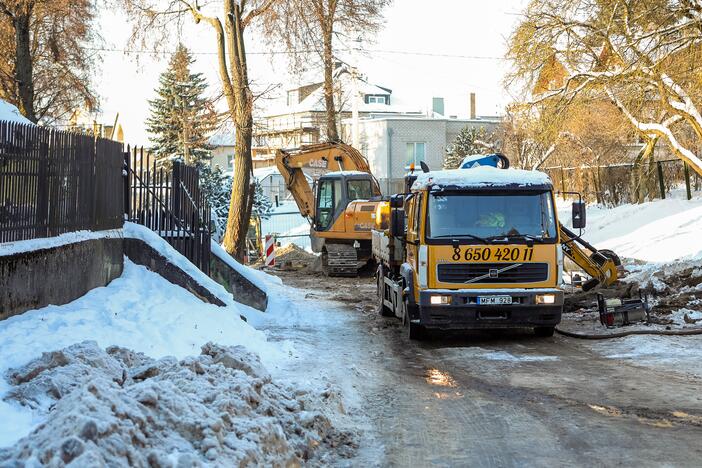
[559, 193, 702, 263]
[559, 194, 702, 373]
[0, 224, 355, 464]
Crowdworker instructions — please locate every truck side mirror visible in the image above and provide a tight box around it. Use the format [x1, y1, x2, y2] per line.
[572, 201, 586, 229]
[390, 209, 406, 237]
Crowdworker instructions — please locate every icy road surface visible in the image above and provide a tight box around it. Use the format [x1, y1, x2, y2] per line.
[269, 271, 702, 467]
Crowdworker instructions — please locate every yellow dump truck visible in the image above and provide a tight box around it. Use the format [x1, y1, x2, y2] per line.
[373, 166, 570, 339]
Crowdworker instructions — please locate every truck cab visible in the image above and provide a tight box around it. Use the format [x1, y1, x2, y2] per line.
[374, 166, 565, 339]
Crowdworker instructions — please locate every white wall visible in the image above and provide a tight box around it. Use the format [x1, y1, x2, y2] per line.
[209, 146, 235, 171]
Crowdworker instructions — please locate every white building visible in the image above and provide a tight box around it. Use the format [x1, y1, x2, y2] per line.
[341, 113, 501, 194]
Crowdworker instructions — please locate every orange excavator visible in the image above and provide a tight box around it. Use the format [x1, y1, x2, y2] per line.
[275, 143, 385, 276]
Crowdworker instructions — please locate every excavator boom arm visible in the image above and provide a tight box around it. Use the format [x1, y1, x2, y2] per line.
[275, 142, 379, 221]
[559, 223, 618, 290]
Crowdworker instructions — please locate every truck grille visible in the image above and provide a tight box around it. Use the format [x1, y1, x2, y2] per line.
[437, 262, 549, 284]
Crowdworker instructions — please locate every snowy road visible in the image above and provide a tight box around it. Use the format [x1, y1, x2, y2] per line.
[268, 271, 702, 467]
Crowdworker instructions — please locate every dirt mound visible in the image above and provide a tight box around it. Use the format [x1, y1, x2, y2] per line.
[274, 243, 318, 270]
[0, 341, 357, 466]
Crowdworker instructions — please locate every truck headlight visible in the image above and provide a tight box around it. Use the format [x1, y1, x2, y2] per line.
[536, 294, 556, 305]
[430, 295, 451, 305]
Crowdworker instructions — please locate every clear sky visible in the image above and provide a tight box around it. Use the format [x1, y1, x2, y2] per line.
[96, 0, 528, 144]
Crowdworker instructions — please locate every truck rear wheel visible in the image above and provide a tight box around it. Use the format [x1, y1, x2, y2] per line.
[404, 297, 424, 340]
[377, 266, 393, 317]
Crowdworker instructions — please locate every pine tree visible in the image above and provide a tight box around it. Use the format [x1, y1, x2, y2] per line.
[146, 44, 217, 166]
[443, 126, 498, 169]
[252, 182, 272, 221]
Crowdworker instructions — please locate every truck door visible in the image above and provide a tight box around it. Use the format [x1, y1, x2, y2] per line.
[406, 194, 421, 268]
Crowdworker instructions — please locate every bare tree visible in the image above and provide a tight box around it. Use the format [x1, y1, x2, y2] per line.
[0, 0, 99, 123]
[121, 0, 277, 259]
[263, 0, 391, 142]
[506, 0, 702, 176]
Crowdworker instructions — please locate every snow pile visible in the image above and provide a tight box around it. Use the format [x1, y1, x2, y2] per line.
[0, 99, 33, 125]
[566, 196, 702, 263]
[412, 167, 552, 190]
[0, 341, 356, 466]
[0, 259, 281, 447]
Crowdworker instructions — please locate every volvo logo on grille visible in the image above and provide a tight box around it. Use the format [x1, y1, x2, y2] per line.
[489, 269, 499, 278]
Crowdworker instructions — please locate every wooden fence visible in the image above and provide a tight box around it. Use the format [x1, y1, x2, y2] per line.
[0, 121, 123, 243]
[124, 147, 211, 274]
[544, 159, 702, 205]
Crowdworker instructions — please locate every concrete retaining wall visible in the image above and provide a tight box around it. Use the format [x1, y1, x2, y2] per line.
[123, 238, 225, 307]
[209, 253, 268, 312]
[0, 238, 124, 320]
[1, 234, 269, 320]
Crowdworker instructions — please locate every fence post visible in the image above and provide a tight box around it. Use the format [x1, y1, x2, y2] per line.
[656, 161, 666, 199]
[172, 161, 181, 221]
[36, 134, 50, 238]
[560, 166, 566, 200]
[123, 148, 130, 219]
[684, 162, 692, 200]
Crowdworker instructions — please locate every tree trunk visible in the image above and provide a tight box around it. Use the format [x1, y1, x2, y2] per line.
[239, 181, 256, 258]
[223, 116, 252, 258]
[13, 12, 36, 123]
[322, 26, 338, 142]
[220, 1, 254, 261]
[631, 138, 656, 204]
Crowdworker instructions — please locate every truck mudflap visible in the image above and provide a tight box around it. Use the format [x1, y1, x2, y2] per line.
[417, 289, 563, 330]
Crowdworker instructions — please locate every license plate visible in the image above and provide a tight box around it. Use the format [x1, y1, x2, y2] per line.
[477, 295, 512, 305]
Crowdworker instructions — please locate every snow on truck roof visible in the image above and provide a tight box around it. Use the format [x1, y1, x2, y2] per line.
[411, 167, 553, 191]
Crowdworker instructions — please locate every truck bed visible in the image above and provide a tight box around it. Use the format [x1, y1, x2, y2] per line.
[372, 229, 403, 266]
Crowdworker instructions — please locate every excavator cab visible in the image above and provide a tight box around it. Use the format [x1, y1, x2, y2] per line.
[314, 172, 381, 231]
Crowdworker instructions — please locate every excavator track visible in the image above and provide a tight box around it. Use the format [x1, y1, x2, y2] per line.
[323, 244, 359, 277]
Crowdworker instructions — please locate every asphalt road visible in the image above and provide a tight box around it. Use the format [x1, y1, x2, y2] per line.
[268, 271, 702, 467]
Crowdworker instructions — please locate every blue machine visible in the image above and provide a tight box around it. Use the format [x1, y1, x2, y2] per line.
[459, 153, 510, 169]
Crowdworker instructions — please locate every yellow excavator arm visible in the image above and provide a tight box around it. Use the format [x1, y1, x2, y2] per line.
[275, 142, 379, 221]
[559, 223, 619, 291]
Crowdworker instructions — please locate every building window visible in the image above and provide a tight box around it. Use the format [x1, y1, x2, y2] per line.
[227, 154, 234, 170]
[406, 142, 426, 168]
[287, 90, 299, 107]
[366, 95, 387, 105]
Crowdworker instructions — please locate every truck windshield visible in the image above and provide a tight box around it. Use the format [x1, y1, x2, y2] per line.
[426, 191, 557, 242]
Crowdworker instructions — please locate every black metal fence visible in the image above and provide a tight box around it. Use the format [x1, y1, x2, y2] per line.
[0, 121, 124, 243]
[544, 159, 702, 205]
[124, 147, 211, 274]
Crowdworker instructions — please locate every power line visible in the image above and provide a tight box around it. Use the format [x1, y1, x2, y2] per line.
[86, 46, 505, 61]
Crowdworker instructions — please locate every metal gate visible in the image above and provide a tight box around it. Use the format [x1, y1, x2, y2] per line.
[124, 147, 211, 274]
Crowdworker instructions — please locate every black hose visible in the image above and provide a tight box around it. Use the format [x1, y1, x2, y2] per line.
[555, 326, 702, 340]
